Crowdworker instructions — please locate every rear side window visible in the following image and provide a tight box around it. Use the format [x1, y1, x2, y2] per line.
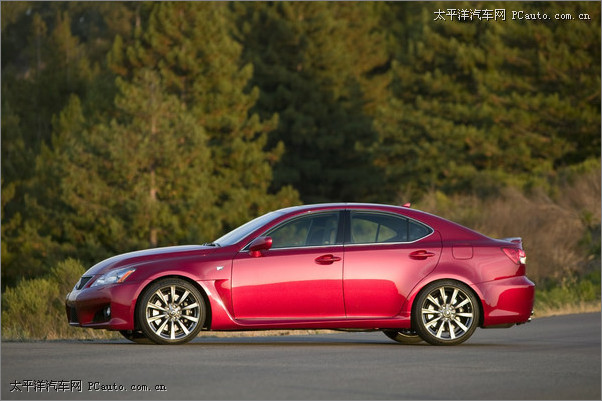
[409, 220, 431, 241]
[349, 212, 432, 244]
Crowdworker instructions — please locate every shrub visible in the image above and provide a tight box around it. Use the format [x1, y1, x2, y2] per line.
[417, 162, 601, 284]
[2, 258, 118, 340]
[2, 277, 60, 340]
[535, 268, 601, 316]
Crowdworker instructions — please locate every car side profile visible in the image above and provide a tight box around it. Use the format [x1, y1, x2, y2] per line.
[66, 203, 535, 345]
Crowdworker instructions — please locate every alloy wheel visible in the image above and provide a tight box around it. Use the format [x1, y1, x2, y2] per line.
[138, 279, 205, 344]
[414, 281, 479, 345]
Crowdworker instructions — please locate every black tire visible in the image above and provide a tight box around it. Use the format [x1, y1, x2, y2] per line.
[413, 280, 480, 346]
[119, 330, 153, 344]
[137, 278, 206, 345]
[382, 329, 423, 344]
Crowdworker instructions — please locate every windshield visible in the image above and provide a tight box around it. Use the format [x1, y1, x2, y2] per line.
[214, 211, 284, 246]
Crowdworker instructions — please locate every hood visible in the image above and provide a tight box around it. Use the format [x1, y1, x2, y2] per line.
[83, 245, 214, 276]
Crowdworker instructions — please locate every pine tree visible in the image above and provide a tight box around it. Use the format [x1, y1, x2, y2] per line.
[53, 71, 216, 253]
[1, 4, 103, 286]
[110, 2, 298, 228]
[5, 2, 299, 285]
[372, 1, 601, 200]
[3, 1, 598, 288]
[233, 2, 391, 203]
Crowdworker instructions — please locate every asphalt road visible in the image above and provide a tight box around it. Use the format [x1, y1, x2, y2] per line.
[2, 313, 600, 400]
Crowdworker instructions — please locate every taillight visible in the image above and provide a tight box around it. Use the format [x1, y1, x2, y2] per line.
[502, 247, 526, 265]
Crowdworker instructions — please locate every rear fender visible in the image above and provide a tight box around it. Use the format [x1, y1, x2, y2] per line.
[400, 274, 484, 324]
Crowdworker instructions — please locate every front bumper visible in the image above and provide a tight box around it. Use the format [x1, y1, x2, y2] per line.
[65, 281, 144, 331]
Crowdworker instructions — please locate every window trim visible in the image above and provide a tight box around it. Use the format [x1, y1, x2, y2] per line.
[345, 210, 434, 246]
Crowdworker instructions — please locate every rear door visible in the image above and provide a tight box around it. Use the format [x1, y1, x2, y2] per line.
[343, 210, 442, 317]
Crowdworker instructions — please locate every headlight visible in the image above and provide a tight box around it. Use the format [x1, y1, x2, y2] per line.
[91, 267, 136, 287]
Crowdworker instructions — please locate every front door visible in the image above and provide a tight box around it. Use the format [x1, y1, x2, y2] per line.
[232, 212, 345, 319]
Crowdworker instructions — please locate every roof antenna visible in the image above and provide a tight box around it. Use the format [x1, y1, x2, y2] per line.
[402, 202, 411, 208]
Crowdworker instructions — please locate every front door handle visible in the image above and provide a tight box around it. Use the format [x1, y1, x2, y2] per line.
[409, 250, 436, 260]
[315, 254, 342, 265]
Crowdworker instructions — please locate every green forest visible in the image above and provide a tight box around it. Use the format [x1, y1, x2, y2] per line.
[2, 1, 600, 339]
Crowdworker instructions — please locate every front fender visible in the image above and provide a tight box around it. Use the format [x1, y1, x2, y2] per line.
[123, 255, 235, 329]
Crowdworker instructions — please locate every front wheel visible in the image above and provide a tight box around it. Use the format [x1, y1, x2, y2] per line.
[382, 329, 423, 344]
[137, 278, 206, 345]
[413, 280, 480, 346]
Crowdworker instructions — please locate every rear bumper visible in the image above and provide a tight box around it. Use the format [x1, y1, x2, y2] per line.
[473, 276, 535, 327]
[65, 281, 144, 331]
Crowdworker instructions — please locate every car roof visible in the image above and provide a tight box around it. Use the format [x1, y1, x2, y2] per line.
[277, 202, 422, 216]
[278, 202, 405, 211]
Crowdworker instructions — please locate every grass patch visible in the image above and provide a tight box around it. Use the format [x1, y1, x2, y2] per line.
[534, 269, 601, 317]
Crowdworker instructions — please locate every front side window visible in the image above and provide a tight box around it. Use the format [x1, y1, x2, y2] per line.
[267, 212, 340, 249]
[349, 212, 432, 244]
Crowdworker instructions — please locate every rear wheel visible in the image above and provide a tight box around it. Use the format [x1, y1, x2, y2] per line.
[382, 329, 423, 344]
[137, 278, 206, 345]
[413, 280, 479, 346]
[119, 330, 153, 344]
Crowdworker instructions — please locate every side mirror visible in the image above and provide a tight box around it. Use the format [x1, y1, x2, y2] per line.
[248, 236, 273, 257]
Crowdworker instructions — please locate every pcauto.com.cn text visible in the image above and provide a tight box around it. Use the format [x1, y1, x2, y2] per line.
[433, 8, 593, 22]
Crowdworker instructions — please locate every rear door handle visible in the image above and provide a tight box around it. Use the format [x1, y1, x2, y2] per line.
[409, 250, 436, 260]
[315, 254, 342, 265]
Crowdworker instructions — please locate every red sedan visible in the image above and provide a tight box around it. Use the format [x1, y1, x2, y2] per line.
[66, 203, 534, 345]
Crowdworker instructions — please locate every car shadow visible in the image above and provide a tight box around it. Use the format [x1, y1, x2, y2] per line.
[74, 337, 516, 348]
